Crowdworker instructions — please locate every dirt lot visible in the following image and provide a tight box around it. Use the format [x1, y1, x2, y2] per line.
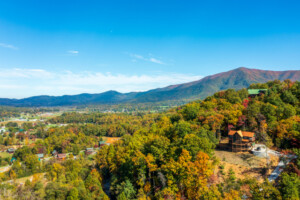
[102, 137, 121, 144]
[214, 150, 279, 182]
[5, 173, 47, 185]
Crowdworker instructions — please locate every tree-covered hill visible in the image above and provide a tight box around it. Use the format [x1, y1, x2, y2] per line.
[93, 79, 300, 199]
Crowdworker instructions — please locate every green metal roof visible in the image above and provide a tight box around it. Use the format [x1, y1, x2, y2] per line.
[248, 89, 268, 95]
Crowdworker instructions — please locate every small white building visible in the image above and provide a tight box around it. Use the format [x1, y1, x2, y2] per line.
[0, 126, 6, 134]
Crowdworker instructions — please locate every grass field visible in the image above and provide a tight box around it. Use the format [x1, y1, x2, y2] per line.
[46, 124, 59, 128]
[0, 152, 12, 159]
[0, 152, 12, 167]
[1, 120, 34, 126]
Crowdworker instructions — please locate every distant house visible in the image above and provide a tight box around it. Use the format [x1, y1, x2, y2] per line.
[29, 135, 37, 141]
[0, 127, 6, 134]
[36, 153, 44, 160]
[57, 153, 67, 160]
[228, 130, 255, 152]
[85, 148, 95, 155]
[248, 89, 268, 97]
[7, 148, 15, 154]
[52, 150, 58, 156]
[99, 141, 106, 147]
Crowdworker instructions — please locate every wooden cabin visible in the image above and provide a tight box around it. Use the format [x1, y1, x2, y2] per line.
[85, 148, 95, 155]
[57, 153, 67, 160]
[7, 148, 15, 154]
[228, 130, 255, 152]
[99, 141, 106, 147]
[36, 153, 44, 160]
[52, 150, 58, 156]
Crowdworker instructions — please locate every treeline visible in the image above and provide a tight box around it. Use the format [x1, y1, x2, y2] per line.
[0, 106, 31, 119]
[48, 113, 158, 137]
[81, 100, 186, 113]
[0, 106, 61, 119]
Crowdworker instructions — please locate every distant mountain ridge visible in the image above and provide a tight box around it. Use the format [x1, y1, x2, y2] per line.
[1, 67, 300, 107]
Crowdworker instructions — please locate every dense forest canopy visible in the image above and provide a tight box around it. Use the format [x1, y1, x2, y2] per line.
[0, 80, 299, 199]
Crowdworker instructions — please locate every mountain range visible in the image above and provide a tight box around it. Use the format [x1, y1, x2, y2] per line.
[1, 67, 300, 107]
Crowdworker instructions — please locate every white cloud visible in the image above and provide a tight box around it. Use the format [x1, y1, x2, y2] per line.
[67, 50, 79, 55]
[129, 53, 166, 65]
[0, 43, 18, 50]
[0, 68, 53, 78]
[149, 58, 165, 65]
[131, 54, 144, 60]
[0, 68, 202, 98]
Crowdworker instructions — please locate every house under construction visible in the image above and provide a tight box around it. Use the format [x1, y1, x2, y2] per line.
[228, 130, 255, 152]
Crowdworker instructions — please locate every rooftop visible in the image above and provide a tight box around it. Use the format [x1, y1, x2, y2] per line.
[228, 130, 255, 138]
[248, 89, 268, 95]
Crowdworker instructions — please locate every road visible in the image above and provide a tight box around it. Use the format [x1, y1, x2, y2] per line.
[0, 165, 10, 173]
[268, 154, 297, 182]
[252, 144, 297, 182]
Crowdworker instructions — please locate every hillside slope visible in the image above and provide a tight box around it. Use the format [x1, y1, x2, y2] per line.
[1, 67, 299, 106]
[132, 67, 300, 102]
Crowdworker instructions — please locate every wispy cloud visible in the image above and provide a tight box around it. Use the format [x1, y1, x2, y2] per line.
[131, 54, 144, 60]
[0, 68, 52, 78]
[149, 58, 165, 65]
[67, 50, 79, 55]
[0, 43, 18, 50]
[0, 68, 202, 98]
[129, 53, 166, 65]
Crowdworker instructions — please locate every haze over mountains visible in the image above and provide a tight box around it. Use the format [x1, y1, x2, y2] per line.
[1, 67, 300, 107]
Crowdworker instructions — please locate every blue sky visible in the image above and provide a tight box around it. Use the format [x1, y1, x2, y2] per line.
[0, 0, 300, 98]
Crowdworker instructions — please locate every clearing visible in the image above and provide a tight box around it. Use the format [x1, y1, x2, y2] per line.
[0, 152, 12, 159]
[214, 150, 279, 182]
[5, 173, 46, 185]
[102, 137, 121, 144]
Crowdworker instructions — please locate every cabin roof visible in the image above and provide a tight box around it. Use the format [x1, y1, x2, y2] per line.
[236, 130, 243, 137]
[242, 131, 255, 137]
[57, 153, 66, 158]
[228, 130, 255, 138]
[248, 89, 268, 95]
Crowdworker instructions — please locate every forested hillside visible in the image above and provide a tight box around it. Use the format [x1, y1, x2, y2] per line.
[0, 80, 299, 199]
[95, 79, 300, 199]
